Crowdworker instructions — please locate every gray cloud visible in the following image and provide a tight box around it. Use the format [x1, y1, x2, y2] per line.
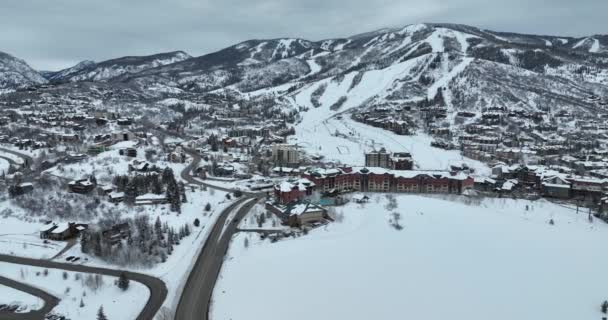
[1, 0, 606, 70]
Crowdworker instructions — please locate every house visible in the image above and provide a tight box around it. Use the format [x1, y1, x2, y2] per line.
[117, 118, 133, 126]
[64, 153, 88, 163]
[214, 164, 235, 176]
[129, 159, 151, 172]
[101, 223, 131, 245]
[119, 148, 137, 157]
[97, 185, 114, 196]
[473, 177, 497, 192]
[68, 177, 97, 194]
[9, 182, 34, 197]
[111, 131, 136, 142]
[266, 200, 328, 227]
[108, 192, 125, 203]
[135, 193, 167, 205]
[47, 222, 87, 241]
[39, 223, 57, 239]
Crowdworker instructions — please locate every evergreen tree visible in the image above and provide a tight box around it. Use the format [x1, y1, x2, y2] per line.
[125, 179, 138, 205]
[80, 232, 89, 254]
[179, 182, 187, 203]
[97, 306, 108, 320]
[205, 203, 211, 211]
[117, 272, 129, 291]
[194, 218, 200, 227]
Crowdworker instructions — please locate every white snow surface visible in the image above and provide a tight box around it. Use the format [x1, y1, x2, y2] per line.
[212, 194, 608, 320]
[0, 284, 43, 313]
[0, 262, 148, 320]
[590, 38, 600, 53]
[292, 116, 490, 175]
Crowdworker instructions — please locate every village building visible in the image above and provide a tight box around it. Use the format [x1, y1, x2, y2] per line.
[272, 144, 299, 166]
[274, 178, 316, 204]
[265, 200, 328, 227]
[68, 177, 97, 194]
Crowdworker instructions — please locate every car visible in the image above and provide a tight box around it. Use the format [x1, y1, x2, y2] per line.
[65, 256, 75, 261]
[71, 257, 81, 263]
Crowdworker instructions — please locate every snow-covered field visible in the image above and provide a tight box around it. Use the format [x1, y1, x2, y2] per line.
[0, 262, 148, 320]
[292, 116, 490, 175]
[212, 194, 608, 320]
[0, 284, 43, 313]
[0, 216, 68, 259]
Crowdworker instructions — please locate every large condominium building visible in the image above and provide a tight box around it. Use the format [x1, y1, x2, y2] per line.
[272, 144, 299, 165]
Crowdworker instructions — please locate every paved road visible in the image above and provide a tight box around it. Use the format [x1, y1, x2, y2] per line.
[174, 196, 259, 320]
[0, 275, 59, 320]
[181, 147, 265, 197]
[0, 254, 167, 320]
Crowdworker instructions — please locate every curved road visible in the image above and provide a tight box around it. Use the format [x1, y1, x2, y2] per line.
[0, 254, 167, 320]
[0, 275, 59, 320]
[176, 147, 263, 320]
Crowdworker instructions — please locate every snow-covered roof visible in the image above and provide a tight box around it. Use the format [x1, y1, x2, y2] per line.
[51, 223, 70, 234]
[135, 193, 167, 201]
[40, 224, 56, 232]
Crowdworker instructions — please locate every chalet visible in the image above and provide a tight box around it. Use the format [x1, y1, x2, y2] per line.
[129, 159, 151, 172]
[108, 192, 125, 203]
[64, 153, 87, 163]
[68, 178, 97, 194]
[119, 148, 137, 157]
[9, 183, 34, 197]
[215, 164, 235, 176]
[117, 118, 133, 126]
[39, 223, 57, 239]
[46, 223, 87, 241]
[101, 223, 131, 245]
[135, 193, 167, 205]
[473, 177, 497, 192]
[111, 131, 136, 142]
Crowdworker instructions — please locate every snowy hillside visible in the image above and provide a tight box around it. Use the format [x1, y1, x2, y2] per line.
[0, 51, 47, 92]
[48, 51, 191, 82]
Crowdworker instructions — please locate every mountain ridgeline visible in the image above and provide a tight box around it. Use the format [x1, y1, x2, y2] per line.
[1, 23, 607, 118]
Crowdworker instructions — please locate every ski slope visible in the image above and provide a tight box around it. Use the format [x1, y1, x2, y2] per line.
[292, 116, 490, 175]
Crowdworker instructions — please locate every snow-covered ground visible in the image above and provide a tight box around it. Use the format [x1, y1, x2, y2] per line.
[0, 158, 10, 174]
[0, 284, 43, 313]
[0, 216, 68, 259]
[292, 116, 490, 175]
[0, 262, 148, 320]
[54, 186, 233, 313]
[212, 194, 608, 320]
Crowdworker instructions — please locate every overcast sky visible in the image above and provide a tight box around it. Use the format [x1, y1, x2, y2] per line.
[1, 0, 606, 70]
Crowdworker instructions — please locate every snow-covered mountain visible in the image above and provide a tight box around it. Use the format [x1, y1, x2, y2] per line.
[3, 23, 608, 123]
[47, 51, 191, 82]
[0, 51, 47, 92]
[112, 23, 607, 120]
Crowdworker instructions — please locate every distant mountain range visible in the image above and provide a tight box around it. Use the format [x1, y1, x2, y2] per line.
[1, 23, 607, 118]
